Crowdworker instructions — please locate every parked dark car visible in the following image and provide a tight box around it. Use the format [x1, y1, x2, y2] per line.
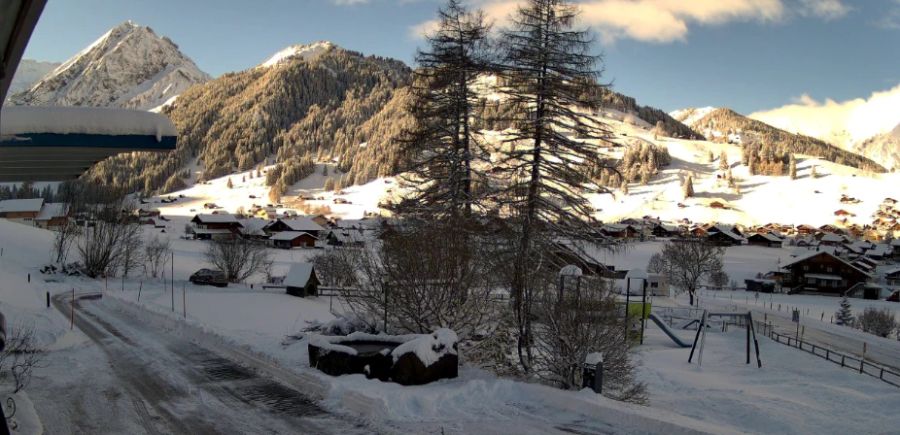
[189, 269, 228, 287]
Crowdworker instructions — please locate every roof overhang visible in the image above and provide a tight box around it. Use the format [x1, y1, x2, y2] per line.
[1, 0, 46, 103]
[0, 106, 177, 181]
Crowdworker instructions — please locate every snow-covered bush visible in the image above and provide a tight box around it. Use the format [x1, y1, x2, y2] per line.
[857, 307, 897, 338]
[532, 275, 646, 403]
[304, 313, 378, 336]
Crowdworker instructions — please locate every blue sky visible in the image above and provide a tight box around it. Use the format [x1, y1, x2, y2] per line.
[21, 0, 900, 114]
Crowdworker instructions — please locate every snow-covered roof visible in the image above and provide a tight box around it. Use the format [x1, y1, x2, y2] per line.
[284, 263, 315, 288]
[749, 232, 782, 242]
[238, 217, 270, 236]
[884, 267, 900, 277]
[0, 106, 177, 139]
[270, 231, 316, 241]
[820, 233, 845, 243]
[275, 216, 325, 232]
[35, 202, 68, 220]
[193, 213, 241, 224]
[0, 198, 44, 213]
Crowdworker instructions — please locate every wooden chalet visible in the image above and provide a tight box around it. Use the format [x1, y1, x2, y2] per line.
[271, 231, 317, 249]
[651, 223, 680, 238]
[190, 213, 243, 239]
[264, 217, 325, 238]
[781, 251, 870, 295]
[885, 267, 900, 287]
[0, 198, 44, 223]
[746, 232, 782, 248]
[707, 230, 743, 246]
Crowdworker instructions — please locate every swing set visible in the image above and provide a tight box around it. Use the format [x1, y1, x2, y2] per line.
[688, 310, 762, 368]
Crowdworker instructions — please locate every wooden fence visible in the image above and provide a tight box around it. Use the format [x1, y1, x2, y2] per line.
[763, 324, 900, 388]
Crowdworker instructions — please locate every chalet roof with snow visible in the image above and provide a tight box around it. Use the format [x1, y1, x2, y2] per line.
[284, 263, 316, 288]
[238, 217, 270, 236]
[749, 232, 782, 242]
[192, 213, 242, 225]
[270, 231, 317, 241]
[819, 233, 846, 243]
[0, 198, 44, 213]
[35, 202, 68, 220]
[268, 217, 325, 233]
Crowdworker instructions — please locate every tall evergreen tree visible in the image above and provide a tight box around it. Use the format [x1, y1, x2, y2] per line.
[836, 296, 853, 326]
[683, 175, 695, 198]
[496, 0, 616, 371]
[395, 0, 492, 219]
[789, 155, 798, 180]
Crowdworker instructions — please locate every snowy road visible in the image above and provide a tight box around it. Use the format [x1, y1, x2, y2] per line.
[51, 293, 372, 434]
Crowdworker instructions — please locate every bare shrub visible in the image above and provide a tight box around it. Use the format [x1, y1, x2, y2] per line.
[144, 236, 171, 278]
[335, 221, 498, 339]
[857, 307, 897, 338]
[531, 274, 646, 403]
[0, 323, 44, 394]
[204, 237, 272, 282]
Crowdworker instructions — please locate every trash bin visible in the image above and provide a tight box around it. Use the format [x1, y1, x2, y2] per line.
[582, 352, 603, 393]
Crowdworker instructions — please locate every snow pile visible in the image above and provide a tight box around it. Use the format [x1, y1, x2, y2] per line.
[259, 41, 335, 68]
[1, 106, 177, 139]
[309, 331, 420, 356]
[390, 328, 458, 366]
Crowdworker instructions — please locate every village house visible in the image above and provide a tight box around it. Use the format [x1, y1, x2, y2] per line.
[271, 231, 318, 249]
[780, 251, 870, 295]
[706, 228, 743, 246]
[326, 228, 366, 247]
[651, 223, 680, 238]
[34, 202, 69, 229]
[599, 223, 639, 239]
[885, 267, 900, 287]
[264, 217, 325, 238]
[0, 198, 44, 224]
[284, 263, 320, 297]
[190, 213, 243, 240]
[746, 232, 783, 248]
[817, 232, 846, 247]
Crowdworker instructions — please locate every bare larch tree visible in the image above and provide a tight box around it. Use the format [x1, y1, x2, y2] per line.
[394, 0, 492, 219]
[495, 0, 616, 371]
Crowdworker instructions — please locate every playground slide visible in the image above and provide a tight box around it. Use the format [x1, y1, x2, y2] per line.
[648, 313, 691, 348]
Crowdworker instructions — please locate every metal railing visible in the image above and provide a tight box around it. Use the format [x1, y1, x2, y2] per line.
[763, 324, 900, 388]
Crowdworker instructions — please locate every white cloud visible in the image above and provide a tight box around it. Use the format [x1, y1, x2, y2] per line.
[331, 0, 370, 5]
[411, 0, 860, 42]
[749, 84, 900, 147]
[797, 0, 851, 21]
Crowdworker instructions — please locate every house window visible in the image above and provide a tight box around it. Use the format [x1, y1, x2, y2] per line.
[803, 265, 809, 271]
[826, 267, 833, 273]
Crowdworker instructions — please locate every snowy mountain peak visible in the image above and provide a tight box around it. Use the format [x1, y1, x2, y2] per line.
[258, 41, 336, 68]
[8, 21, 210, 110]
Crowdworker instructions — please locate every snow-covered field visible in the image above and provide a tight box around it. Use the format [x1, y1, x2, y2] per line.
[3, 214, 899, 433]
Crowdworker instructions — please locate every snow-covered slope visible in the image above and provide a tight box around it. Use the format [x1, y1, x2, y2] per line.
[258, 41, 335, 68]
[9, 21, 209, 110]
[854, 123, 900, 171]
[5, 59, 61, 99]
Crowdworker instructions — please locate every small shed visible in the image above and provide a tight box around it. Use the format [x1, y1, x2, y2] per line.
[285, 263, 320, 297]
